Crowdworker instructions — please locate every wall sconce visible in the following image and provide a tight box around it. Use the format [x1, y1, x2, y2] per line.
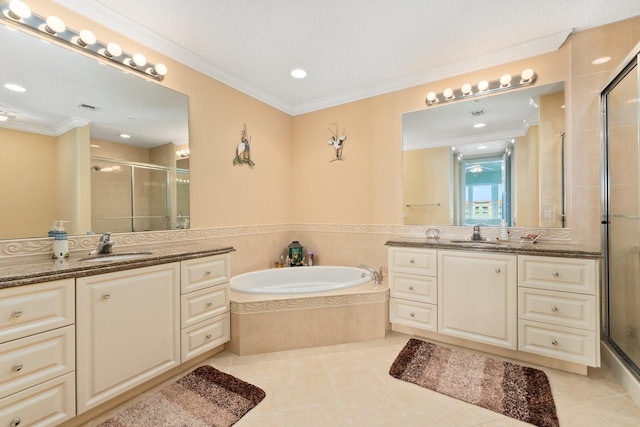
[426, 69, 536, 106]
[0, 0, 168, 81]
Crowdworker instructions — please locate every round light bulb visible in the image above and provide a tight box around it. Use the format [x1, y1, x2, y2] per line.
[500, 73, 512, 86]
[443, 88, 454, 99]
[426, 91, 437, 102]
[291, 68, 307, 79]
[106, 42, 122, 58]
[461, 83, 472, 95]
[477, 80, 489, 92]
[78, 29, 96, 46]
[8, 0, 31, 19]
[521, 68, 534, 81]
[45, 16, 66, 34]
[132, 53, 146, 67]
[154, 63, 168, 76]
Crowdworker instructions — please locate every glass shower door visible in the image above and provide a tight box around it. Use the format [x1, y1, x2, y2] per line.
[603, 54, 640, 375]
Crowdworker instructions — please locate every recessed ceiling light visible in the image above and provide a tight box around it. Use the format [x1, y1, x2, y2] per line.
[4, 83, 26, 92]
[119, 133, 131, 139]
[291, 68, 307, 79]
[592, 56, 611, 65]
[473, 123, 486, 128]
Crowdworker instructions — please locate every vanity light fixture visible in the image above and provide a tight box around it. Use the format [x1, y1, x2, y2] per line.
[0, 0, 168, 81]
[426, 69, 537, 106]
[176, 148, 190, 158]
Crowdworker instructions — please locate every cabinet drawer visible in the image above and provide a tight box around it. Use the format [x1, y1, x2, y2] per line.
[0, 279, 74, 344]
[181, 313, 230, 362]
[519, 320, 597, 366]
[389, 298, 437, 332]
[181, 254, 230, 294]
[0, 372, 75, 427]
[0, 325, 74, 399]
[181, 284, 229, 328]
[389, 272, 436, 304]
[519, 288, 596, 330]
[388, 247, 437, 276]
[518, 256, 597, 294]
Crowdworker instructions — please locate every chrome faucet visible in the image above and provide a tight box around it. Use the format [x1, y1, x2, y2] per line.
[358, 264, 384, 285]
[90, 232, 114, 255]
[426, 228, 440, 240]
[472, 225, 482, 241]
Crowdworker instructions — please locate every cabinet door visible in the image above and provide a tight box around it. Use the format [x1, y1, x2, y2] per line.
[438, 251, 517, 349]
[76, 263, 180, 413]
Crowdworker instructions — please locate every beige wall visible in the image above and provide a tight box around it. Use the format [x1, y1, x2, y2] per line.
[10, 2, 640, 257]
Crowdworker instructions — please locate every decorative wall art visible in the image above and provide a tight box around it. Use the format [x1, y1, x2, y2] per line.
[327, 123, 347, 162]
[233, 123, 255, 167]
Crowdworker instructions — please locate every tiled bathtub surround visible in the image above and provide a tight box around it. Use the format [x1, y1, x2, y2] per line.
[228, 282, 390, 355]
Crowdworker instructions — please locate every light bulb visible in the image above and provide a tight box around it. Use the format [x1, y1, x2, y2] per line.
[461, 83, 472, 95]
[500, 73, 512, 87]
[154, 63, 168, 76]
[443, 88, 454, 100]
[477, 80, 489, 92]
[521, 68, 535, 82]
[8, 0, 30, 19]
[132, 53, 146, 67]
[426, 92, 437, 103]
[78, 29, 96, 47]
[45, 16, 66, 34]
[105, 42, 122, 58]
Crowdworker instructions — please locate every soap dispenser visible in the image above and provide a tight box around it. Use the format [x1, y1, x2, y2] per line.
[499, 220, 509, 241]
[51, 220, 70, 259]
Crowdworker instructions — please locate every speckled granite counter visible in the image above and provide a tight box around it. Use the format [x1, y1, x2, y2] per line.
[385, 238, 601, 259]
[0, 242, 235, 288]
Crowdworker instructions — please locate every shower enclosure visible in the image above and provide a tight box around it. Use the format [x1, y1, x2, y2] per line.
[90, 158, 189, 233]
[601, 43, 640, 378]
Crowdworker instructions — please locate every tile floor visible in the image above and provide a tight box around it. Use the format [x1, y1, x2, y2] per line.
[92, 332, 640, 426]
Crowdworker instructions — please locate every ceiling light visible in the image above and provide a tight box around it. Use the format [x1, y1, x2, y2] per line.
[119, 133, 131, 139]
[592, 56, 611, 65]
[8, 0, 30, 20]
[77, 29, 96, 47]
[44, 16, 65, 34]
[4, 83, 26, 92]
[291, 68, 307, 79]
[473, 123, 486, 128]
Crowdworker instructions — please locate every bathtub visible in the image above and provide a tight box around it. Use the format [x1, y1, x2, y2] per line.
[230, 266, 374, 294]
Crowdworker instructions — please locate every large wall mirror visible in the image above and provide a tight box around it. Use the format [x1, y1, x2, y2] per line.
[402, 82, 565, 228]
[0, 23, 189, 240]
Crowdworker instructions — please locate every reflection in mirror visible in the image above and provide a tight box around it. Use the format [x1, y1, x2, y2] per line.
[402, 82, 565, 228]
[0, 23, 189, 239]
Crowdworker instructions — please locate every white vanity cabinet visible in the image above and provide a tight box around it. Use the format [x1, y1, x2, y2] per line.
[388, 247, 438, 331]
[518, 255, 600, 366]
[438, 250, 518, 350]
[0, 279, 75, 426]
[76, 263, 181, 413]
[180, 254, 230, 361]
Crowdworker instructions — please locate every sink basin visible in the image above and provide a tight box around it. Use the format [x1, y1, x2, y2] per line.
[448, 239, 502, 246]
[81, 252, 153, 262]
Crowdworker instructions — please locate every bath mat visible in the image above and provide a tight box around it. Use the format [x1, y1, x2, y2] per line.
[389, 339, 559, 427]
[97, 365, 265, 427]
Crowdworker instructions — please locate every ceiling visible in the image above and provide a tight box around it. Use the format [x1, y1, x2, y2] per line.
[52, 0, 640, 116]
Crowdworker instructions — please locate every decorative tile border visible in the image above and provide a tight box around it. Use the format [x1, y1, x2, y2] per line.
[0, 223, 572, 258]
[230, 288, 389, 314]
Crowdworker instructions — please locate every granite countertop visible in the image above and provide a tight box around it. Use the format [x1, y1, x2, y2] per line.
[0, 242, 235, 289]
[385, 238, 601, 259]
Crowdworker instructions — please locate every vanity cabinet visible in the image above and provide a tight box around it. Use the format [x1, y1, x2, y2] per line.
[438, 251, 518, 350]
[0, 279, 75, 426]
[388, 247, 438, 331]
[76, 263, 181, 413]
[518, 255, 600, 366]
[180, 254, 230, 361]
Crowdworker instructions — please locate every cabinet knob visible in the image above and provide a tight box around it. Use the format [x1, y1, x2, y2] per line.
[11, 309, 22, 318]
[551, 306, 559, 312]
[552, 272, 560, 277]
[206, 301, 213, 307]
[12, 363, 23, 372]
[409, 259, 415, 264]
[204, 270, 212, 276]
[495, 268, 501, 273]
[551, 339, 559, 346]
[10, 418, 21, 427]
[205, 334, 212, 340]
[409, 312, 415, 318]
[409, 286, 414, 291]
[102, 293, 111, 301]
